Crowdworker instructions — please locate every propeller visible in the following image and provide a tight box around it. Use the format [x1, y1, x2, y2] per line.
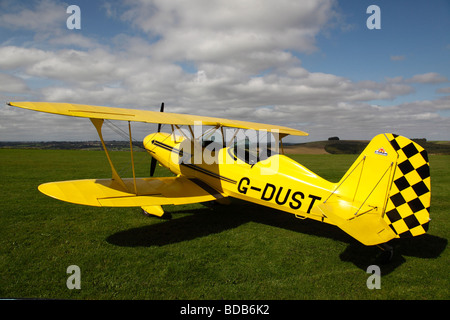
[150, 102, 164, 177]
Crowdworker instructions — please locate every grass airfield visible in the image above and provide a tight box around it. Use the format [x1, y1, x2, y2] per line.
[0, 148, 448, 300]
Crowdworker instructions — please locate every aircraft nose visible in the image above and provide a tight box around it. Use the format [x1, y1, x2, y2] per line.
[143, 133, 157, 150]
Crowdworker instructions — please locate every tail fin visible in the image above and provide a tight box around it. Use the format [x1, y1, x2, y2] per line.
[313, 133, 431, 245]
[382, 134, 431, 238]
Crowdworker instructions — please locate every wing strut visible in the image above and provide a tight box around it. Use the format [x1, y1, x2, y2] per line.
[128, 121, 138, 195]
[90, 118, 128, 192]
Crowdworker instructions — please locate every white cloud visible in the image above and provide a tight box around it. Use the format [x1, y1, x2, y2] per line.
[48, 34, 100, 49]
[390, 55, 405, 61]
[2, 39, 446, 141]
[0, 73, 29, 93]
[0, 46, 49, 69]
[436, 87, 450, 94]
[407, 72, 448, 84]
[121, 0, 336, 63]
[0, 0, 66, 32]
[0, 0, 448, 142]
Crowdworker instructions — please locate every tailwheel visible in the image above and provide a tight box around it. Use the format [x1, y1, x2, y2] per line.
[377, 243, 394, 264]
[141, 205, 172, 220]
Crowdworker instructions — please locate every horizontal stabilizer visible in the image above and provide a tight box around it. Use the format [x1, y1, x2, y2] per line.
[312, 200, 397, 246]
[38, 176, 226, 207]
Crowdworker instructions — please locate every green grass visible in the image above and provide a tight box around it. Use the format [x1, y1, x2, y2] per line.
[0, 149, 448, 300]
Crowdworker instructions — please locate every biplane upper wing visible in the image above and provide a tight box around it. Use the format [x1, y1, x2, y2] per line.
[8, 101, 308, 137]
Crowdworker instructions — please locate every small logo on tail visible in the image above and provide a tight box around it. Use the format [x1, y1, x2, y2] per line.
[375, 147, 388, 156]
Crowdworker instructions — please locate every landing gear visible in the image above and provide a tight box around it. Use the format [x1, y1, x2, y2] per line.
[377, 243, 394, 264]
[141, 208, 172, 220]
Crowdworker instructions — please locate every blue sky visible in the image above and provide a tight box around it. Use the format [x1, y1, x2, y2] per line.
[299, 0, 450, 102]
[0, 0, 448, 141]
[306, 4, 448, 78]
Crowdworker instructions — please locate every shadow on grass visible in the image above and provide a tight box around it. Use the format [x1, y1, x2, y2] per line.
[106, 199, 447, 274]
[339, 234, 447, 274]
[106, 199, 350, 246]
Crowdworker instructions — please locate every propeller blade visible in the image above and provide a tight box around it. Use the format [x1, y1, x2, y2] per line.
[150, 157, 157, 177]
[157, 102, 164, 132]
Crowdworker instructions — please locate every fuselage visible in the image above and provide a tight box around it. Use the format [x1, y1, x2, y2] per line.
[144, 132, 336, 225]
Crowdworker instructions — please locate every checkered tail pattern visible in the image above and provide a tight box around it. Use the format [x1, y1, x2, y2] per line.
[383, 134, 431, 238]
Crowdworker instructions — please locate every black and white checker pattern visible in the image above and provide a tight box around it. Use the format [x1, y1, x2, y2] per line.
[383, 134, 431, 238]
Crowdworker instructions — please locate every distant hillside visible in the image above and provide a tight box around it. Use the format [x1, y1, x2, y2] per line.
[284, 139, 450, 155]
[0, 141, 144, 151]
[1, 139, 449, 154]
[412, 140, 450, 155]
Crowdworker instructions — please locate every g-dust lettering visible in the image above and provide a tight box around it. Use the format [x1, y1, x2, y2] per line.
[237, 177, 250, 194]
[237, 177, 321, 213]
[290, 191, 304, 210]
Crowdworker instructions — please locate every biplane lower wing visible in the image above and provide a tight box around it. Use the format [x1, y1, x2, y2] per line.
[38, 176, 226, 207]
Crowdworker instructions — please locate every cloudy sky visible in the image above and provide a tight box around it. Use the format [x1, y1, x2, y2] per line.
[0, 0, 449, 142]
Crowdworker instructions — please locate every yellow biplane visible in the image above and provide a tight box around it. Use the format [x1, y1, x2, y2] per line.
[8, 101, 431, 259]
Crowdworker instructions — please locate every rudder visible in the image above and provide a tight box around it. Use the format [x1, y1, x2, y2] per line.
[383, 134, 431, 238]
[314, 133, 431, 246]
